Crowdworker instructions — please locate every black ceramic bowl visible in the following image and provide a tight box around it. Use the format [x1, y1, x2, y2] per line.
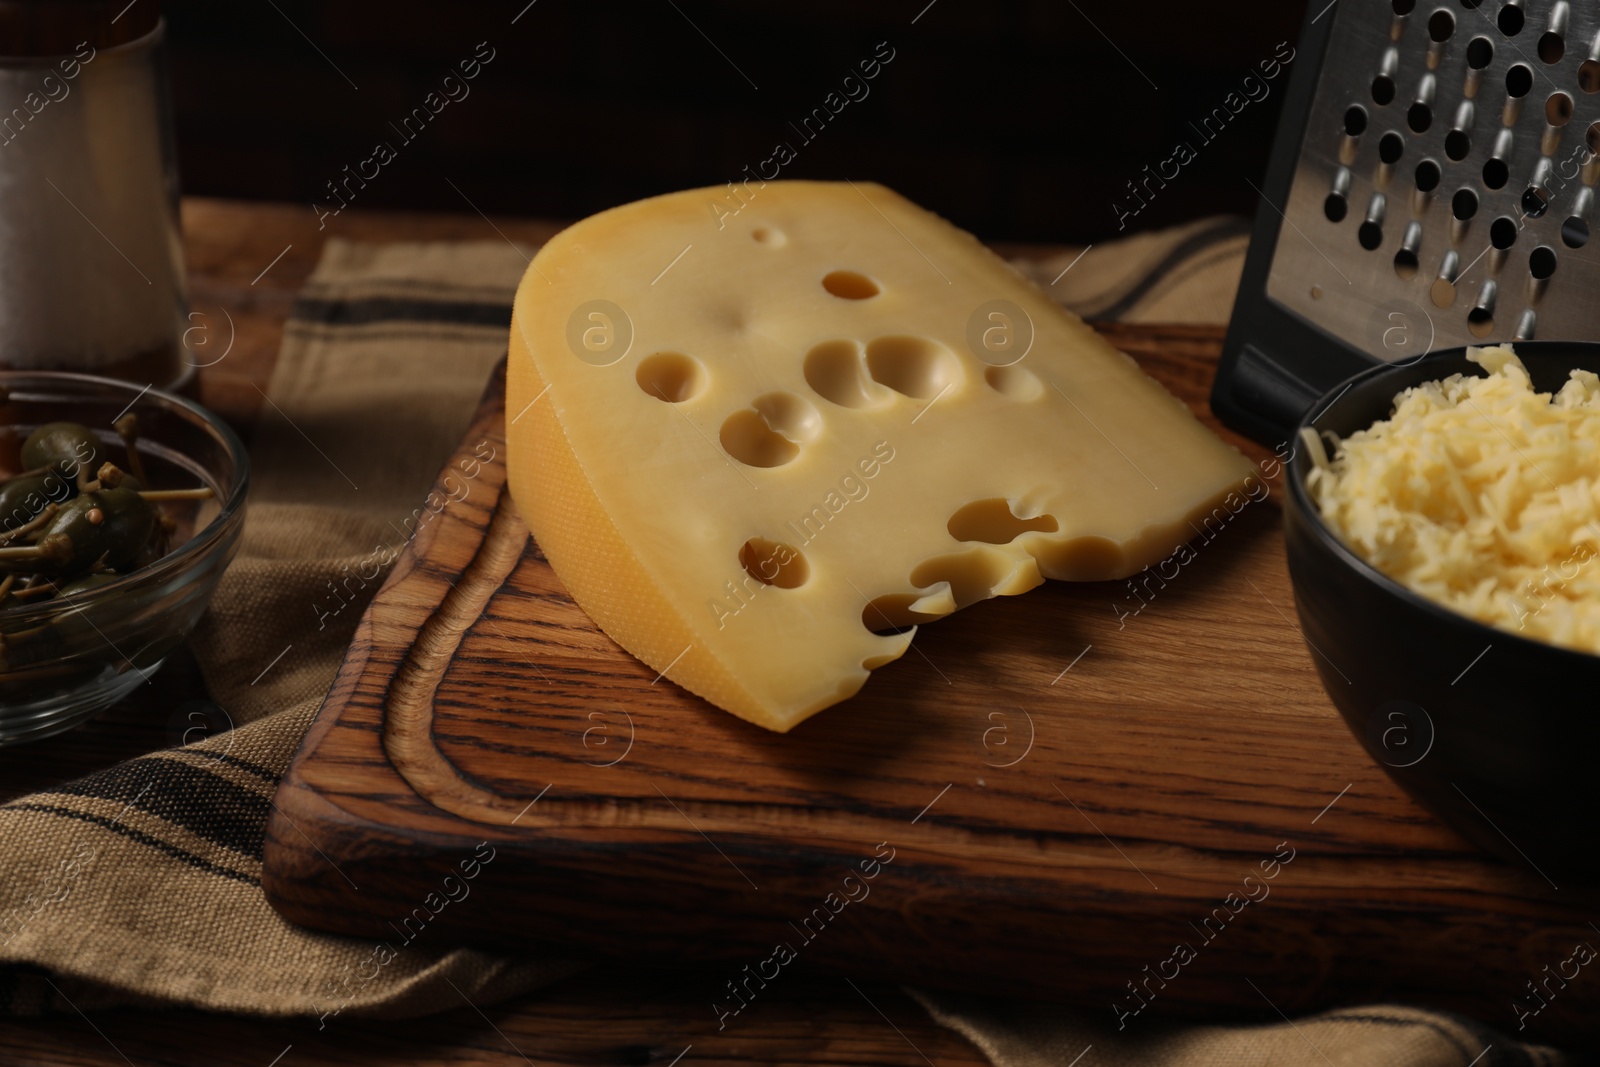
[1284, 341, 1600, 882]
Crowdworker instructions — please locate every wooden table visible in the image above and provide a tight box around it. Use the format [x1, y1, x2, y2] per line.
[0, 198, 992, 1067]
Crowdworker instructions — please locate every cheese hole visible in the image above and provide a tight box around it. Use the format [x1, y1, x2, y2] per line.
[948, 499, 1059, 544]
[1031, 535, 1125, 581]
[720, 392, 821, 467]
[861, 594, 926, 635]
[822, 270, 880, 300]
[751, 391, 822, 443]
[720, 410, 799, 467]
[635, 352, 707, 403]
[804, 339, 883, 408]
[983, 364, 1043, 401]
[910, 549, 1014, 610]
[752, 227, 787, 247]
[739, 538, 809, 589]
[865, 336, 960, 399]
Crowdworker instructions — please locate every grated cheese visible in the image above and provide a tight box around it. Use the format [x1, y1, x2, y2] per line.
[1305, 344, 1600, 655]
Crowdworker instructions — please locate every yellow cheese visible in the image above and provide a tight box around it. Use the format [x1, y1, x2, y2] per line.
[1307, 344, 1600, 654]
[507, 181, 1253, 731]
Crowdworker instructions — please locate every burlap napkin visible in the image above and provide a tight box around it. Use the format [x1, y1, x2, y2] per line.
[0, 221, 1575, 1064]
[0, 238, 582, 1018]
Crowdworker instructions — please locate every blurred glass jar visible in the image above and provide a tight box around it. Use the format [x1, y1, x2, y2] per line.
[0, 2, 187, 389]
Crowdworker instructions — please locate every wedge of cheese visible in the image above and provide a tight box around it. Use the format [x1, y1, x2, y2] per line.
[507, 181, 1252, 732]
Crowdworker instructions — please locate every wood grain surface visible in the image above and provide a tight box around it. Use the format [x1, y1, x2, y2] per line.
[264, 321, 1600, 1050]
[0, 198, 988, 1067]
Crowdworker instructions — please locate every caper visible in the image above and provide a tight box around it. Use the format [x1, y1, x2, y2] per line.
[37, 489, 154, 575]
[0, 473, 70, 534]
[21, 422, 103, 487]
[112, 413, 150, 488]
[93, 462, 142, 493]
[96, 487, 155, 570]
[127, 523, 168, 571]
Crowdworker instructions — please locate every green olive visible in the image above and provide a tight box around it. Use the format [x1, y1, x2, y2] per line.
[0, 472, 70, 534]
[21, 422, 102, 485]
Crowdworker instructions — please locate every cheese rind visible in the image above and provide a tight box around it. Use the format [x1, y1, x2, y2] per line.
[507, 181, 1252, 731]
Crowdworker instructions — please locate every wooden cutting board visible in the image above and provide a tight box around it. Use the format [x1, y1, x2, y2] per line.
[264, 324, 1597, 1048]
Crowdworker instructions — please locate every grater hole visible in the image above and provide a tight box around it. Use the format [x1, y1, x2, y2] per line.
[1325, 193, 1349, 223]
[1359, 220, 1385, 250]
[1538, 32, 1564, 65]
[1408, 102, 1433, 132]
[1428, 9, 1455, 40]
[1431, 278, 1457, 308]
[1467, 36, 1494, 69]
[1497, 4, 1524, 36]
[1445, 129, 1471, 160]
[1546, 92, 1573, 126]
[1373, 75, 1397, 106]
[1344, 105, 1369, 136]
[1483, 157, 1510, 189]
[1467, 306, 1495, 337]
[1529, 245, 1558, 280]
[1379, 131, 1406, 164]
[1393, 0, 1416, 13]
[1581, 61, 1600, 94]
[1394, 248, 1421, 279]
[1506, 63, 1533, 98]
[1587, 121, 1600, 153]
[1522, 186, 1551, 217]
[1562, 216, 1590, 248]
[1490, 216, 1519, 249]
[1453, 188, 1479, 220]
[1459, 0, 1483, 7]
[1415, 159, 1442, 192]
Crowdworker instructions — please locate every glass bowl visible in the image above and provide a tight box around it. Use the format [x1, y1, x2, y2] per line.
[0, 371, 248, 744]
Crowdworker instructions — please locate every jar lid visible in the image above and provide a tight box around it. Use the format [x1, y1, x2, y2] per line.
[0, 0, 160, 57]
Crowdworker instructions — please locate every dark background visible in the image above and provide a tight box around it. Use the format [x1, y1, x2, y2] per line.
[163, 0, 1305, 243]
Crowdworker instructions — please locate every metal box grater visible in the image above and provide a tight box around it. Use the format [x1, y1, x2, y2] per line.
[1213, 0, 1600, 446]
